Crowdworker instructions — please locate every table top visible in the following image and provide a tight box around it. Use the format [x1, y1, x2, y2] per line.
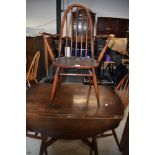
[27, 83, 124, 139]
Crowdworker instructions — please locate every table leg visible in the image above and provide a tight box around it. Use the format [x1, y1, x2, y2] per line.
[92, 68, 100, 107]
[39, 136, 48, 155]
[92, 137, 98, 155]
[112, 129, 121, 151]
[86, 76, 92, 105]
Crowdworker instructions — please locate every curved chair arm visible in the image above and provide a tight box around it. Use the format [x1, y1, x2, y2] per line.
[39, 32, 55, 61]
[97, 34, 115, 63]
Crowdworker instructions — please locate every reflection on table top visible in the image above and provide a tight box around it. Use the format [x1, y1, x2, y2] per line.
[27, 83, 124, 139]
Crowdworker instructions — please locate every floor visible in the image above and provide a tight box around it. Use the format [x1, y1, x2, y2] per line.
[26, 66, 128, 155]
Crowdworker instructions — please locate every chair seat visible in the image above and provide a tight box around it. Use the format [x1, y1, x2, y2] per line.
[26, 72, 36, 81]
[53, 57, 99, 69]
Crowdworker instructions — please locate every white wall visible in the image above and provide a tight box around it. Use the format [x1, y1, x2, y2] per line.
[68, 0, 129, 18]
[26, 0, 129, 36]
[26, 0, 56, 36]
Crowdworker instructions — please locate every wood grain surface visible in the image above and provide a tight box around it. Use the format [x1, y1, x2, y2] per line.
[27, 84, 124, 139]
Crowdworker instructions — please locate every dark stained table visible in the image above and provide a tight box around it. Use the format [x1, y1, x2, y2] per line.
[26, 83, 124, 155]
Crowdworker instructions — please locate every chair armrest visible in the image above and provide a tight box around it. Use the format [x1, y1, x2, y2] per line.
[97, 35, 114, 63]
[39, 32, 55, 61]
[39, 32, 53, 36]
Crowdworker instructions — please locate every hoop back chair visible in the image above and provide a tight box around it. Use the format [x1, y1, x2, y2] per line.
[96, 73, 129, 150]
[26, 51, 40, 87]
[115, 73, 129, 108]
[40, 3, 112, 106]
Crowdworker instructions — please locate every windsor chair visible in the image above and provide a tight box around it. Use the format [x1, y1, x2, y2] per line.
[40, 3, 112, 106]
[96, 73, 129, 150]
[26, 51, 40, 87]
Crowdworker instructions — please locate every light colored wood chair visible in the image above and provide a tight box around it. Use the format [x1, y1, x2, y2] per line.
[96, 73, 129, 151]
[115, 73, 129, 108]
[26, 51, 41, 152]
[26, 51, 40, 87]
[40, 3, 113, 106]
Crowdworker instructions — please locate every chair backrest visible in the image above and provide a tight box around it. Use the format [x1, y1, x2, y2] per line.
[40, 3, 112, 62]
[26, 51, 40, 81]
[115, 73, 129, 108]
[58, 3, 94, 58]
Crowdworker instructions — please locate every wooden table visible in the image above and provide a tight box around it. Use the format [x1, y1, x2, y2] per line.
[27, 83, 124, 155]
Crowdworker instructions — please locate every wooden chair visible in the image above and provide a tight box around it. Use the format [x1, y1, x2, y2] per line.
[115, 73, 129, 108]
[26, 51, 40, 87]
[26, 51, 41, 153]
[96, 73, 129, 151]
[40, 3, 112, 106]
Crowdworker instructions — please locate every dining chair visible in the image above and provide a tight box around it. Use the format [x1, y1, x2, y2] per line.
[96, 73, 129, 150]
[115, 73, 129, 108]
[26, 51, 40, 87]
[40, 3, 112, 106]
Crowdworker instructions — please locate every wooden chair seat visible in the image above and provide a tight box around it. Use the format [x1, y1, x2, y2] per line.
[53, 57, 99, 69]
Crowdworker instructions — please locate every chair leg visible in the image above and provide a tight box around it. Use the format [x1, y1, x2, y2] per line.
[91, 68, 100, 107]
[58, 68, 63, 87]
[86, 76, 92, 104]
[112, 129, 121, 151]
[50, 67, 60, 103]
[89, 76, 92, 87]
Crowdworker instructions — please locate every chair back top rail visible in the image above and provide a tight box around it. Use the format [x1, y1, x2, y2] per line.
[58, 3, 94, 58]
